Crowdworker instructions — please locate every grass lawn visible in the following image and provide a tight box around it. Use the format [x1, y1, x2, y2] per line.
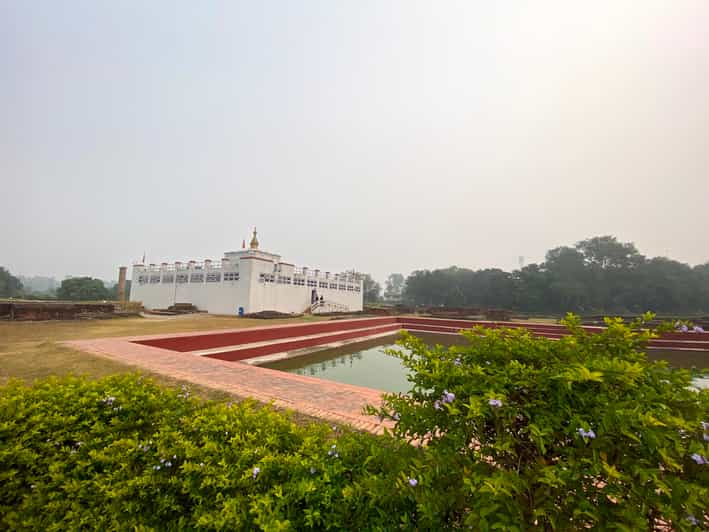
[0, 314, 324, 402]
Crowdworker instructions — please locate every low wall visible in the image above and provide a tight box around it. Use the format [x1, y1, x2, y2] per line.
[205, 324, 401, 362]
[0, 301, 115, 321]
[135, 317, 399, 352]
[132, 316, 709, 361]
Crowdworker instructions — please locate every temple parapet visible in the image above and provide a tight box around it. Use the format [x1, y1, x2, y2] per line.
[130, 230, 363, 315]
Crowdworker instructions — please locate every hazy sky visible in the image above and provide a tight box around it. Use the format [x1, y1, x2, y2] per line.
[3, 1, 708, 284]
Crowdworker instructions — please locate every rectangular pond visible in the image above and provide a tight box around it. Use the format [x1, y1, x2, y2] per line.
[262, 332, 708, 393]
[262, 332, 463, 394]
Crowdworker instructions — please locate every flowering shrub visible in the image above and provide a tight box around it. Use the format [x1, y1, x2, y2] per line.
[0, 375, 422, 530]
[368, 314, 709, 529]
[2, 315, 707, 530]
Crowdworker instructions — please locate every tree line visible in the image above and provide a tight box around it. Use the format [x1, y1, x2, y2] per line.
[401, 236, 709, 315]
[0, 267, 123, 301]
[5, 235, 708, 314]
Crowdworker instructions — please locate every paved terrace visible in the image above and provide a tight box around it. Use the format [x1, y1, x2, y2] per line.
[65, 335, 391, 434]
[65, 317, 709, 434]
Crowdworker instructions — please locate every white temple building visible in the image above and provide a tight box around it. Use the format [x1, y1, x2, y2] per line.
[130, 230, 363, 315]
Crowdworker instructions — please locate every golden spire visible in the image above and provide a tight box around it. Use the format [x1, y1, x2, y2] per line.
[249, 227, 259, 249]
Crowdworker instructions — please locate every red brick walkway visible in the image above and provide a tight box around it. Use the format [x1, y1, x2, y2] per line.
[65, 334, 391, 434]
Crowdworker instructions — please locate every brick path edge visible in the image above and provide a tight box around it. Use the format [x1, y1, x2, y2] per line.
[63, 337, 393, 435]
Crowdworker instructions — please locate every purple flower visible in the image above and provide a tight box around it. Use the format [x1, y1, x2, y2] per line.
[693, 325, 705, 333]
[578, 428, 596, 439]
[392, 412, 400, 421]
[701, 421, 708, 430]
[434, 400, 442, 411]
[252, 467, 260, 479]
[442, 390, 455, 404]
[408, 477, 418, 487]
[704, 434, 709, 442]
[686, 515, 700, 525]
[680, 325, 689, 333]
[488, 399, 502, 408]
[690, 453, 707, 465]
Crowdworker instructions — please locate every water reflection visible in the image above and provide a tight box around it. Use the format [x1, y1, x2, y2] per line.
[295, 351, 371, 378]
[263, 332, 708, 393]
[264, 334, 412, 392]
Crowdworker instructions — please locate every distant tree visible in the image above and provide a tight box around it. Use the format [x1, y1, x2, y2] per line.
[360, 274, 382, 304]
[384, 273, 405, 301]
[106, 280, 131, 301]
[0, 267, 24, 297]
[512, 264, 549, 312]
[633, 257, 696, 314]
[543, 246, 591, 312]
[694, 262, 709, 312]
[575, 235, 643, 270]
[402, 236, 709, 315]
[403, 269, 441, 307]
[56, 277, 111, 301]
[18, 275, 58, 295]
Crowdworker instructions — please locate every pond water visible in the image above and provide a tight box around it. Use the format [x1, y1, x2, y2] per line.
[262, 332, 709, 393]
[263, 335, 413, 393]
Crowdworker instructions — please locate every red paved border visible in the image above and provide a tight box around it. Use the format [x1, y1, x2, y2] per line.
[134, 317, 709, 353]
[206, 324, 401, 362]
[135, 317, 399, 352]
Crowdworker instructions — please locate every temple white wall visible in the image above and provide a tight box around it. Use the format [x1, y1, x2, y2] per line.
[129, 239, 363, 315]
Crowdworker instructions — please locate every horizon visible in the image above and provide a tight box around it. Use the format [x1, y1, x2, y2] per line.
[9, 231, 708, 287]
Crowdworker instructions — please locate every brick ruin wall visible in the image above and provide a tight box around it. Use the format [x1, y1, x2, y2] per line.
[0, 302, 116, 321]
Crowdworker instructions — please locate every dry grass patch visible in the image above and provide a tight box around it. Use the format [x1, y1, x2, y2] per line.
[0, 314, 322, 386]
[0, 313, 325, 344]
[0, 313, 333, 421]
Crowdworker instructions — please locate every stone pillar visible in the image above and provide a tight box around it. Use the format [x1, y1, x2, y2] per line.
[117, 266, 127, 302]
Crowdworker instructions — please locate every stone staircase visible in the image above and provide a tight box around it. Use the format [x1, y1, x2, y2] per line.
[309, 300, 349, 314]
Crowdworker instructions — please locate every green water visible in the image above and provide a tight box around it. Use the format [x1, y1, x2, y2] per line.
[262, 333, 463, 393]
[263, 337, 413, 393]
[262, 333, 708, 393]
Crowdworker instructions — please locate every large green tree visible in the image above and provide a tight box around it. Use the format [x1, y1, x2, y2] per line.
[384, 273, 405, 301]
[360, 273, 382, 304]
[402, 236, 709, 315]
[0, 267, 24, 297]
[56, 277, 112, 301]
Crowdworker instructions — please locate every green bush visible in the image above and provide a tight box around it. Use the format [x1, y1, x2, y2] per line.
[2, 314, 707, 530]
[368, 314, 709, 530]
[0, 375, 423, 531]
